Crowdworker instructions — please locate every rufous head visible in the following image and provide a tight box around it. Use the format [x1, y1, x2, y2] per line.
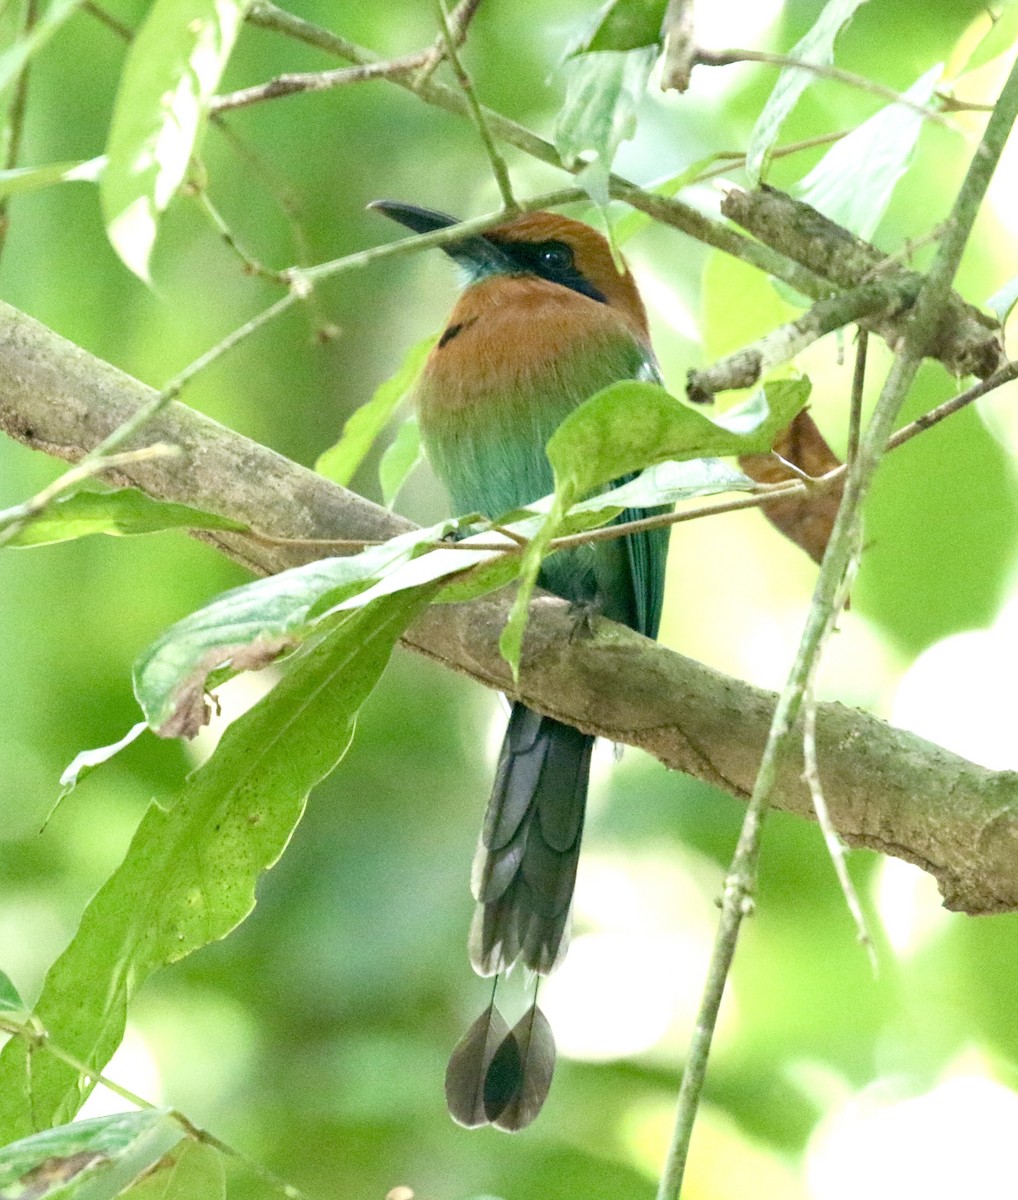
[370, 202, 650, 342]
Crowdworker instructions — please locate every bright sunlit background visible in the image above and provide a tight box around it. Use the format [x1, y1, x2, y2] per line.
[3, 0, 1018, 1196]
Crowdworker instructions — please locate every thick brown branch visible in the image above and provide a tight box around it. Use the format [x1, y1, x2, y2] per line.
[2, 299, 1016, 915]
[721, 185, 1004, 379]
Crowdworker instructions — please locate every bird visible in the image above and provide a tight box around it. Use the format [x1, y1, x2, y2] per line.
[371, 200, 669, 1130]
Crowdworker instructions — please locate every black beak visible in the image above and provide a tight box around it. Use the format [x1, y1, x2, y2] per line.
[368, 199, 515, 275]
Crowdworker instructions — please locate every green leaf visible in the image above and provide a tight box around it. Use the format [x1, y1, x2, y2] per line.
[570, 0, 668, 54]
[59, 723, 149, 798]
[0, 1110, 183, 1200]
[133, 520, 457, 735]
[0, 0, 86, 94]
[117, 1140, 225, 1200]
[316, 335, 436, 487]
[0, 588, 435, 1139]
[796, 64, 941, 239]
[745, 0, 869, 183]
[379, 415, 423, 508]
[1, 487, 247, 548]
[100, 0, 251, 281]
[0, 156, 105, 200]
[987, 273, 1018, 325]
[959, 2, 1018, 76]
[0, 972, 25, 1014]
[554, 46, 657, 205]
[547, 378, 811, 499]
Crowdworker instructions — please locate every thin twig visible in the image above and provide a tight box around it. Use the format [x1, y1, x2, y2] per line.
[847, 329, 867, 468]
[655, 51, 1018, 1200]
[937, 93, 994, 113]
[801, 579, 878, 975]
[211, 57, 428, 113]
[414, 0, 483, 86]
[860, 223, 948, 279]
[886, 358, 1018, 450]
[694, 127, 852, 181]
[81, 0, 133, 39]
[189, 181, 287, 283]
[687, 280, 907, 402]
[435, 0, 515, 209]
[695, 47, 954, 128]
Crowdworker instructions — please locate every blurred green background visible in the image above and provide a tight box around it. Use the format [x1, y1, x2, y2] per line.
[3, 0, 1018, 1196]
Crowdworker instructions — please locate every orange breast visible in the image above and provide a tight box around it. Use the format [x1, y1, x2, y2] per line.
[416, 275, 652, 421]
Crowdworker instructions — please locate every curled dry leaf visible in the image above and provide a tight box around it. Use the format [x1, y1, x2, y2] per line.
[739, 408, 844, 564]
[157, 636, 296, 739]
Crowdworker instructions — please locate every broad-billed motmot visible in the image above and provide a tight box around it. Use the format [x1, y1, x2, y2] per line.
[372, 202, 669, 1129]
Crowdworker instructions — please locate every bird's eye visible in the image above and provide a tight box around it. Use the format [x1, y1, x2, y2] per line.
[537, 242, 574, 273]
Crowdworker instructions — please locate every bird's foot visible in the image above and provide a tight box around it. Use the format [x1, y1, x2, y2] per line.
[566, 597, 600, 641]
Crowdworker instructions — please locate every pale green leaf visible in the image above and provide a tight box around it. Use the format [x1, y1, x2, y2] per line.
[0, 155, 105, 200]
[0, 589, 434, 1138]
[0, 1110, 183, 1200]
[959, 2, 1018, 76]
[746, 0, 869, 182]
[571, 457, 754, 510]
[117, 1140, 225, 1200]
[332, 528, 512, 613]
[100, 0, 251, 281]
[58, 723, 149, 798]
[133, 520, 458, 733]
[0, 971, 24, 1014]
[0, 0, 86, 94]
[797, 64, 942, 239]
[1, 486, 247, 548]
[554, 46, 657, 204]
[316, 335, 436, 486]
[987, 273, 1018, 325]
[379, 415, 423, 508]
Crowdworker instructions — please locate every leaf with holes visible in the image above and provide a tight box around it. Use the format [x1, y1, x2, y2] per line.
[0, 587, 437, 1138]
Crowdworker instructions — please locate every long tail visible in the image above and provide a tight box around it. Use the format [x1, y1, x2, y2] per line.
[468, 703, 592, 977]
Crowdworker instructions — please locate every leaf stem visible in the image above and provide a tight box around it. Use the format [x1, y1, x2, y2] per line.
[695, 47, 953, 127]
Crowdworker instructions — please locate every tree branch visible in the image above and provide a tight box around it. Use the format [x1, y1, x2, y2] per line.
[721, 185, 1003, 378]
[2, 298, 1016, 914]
